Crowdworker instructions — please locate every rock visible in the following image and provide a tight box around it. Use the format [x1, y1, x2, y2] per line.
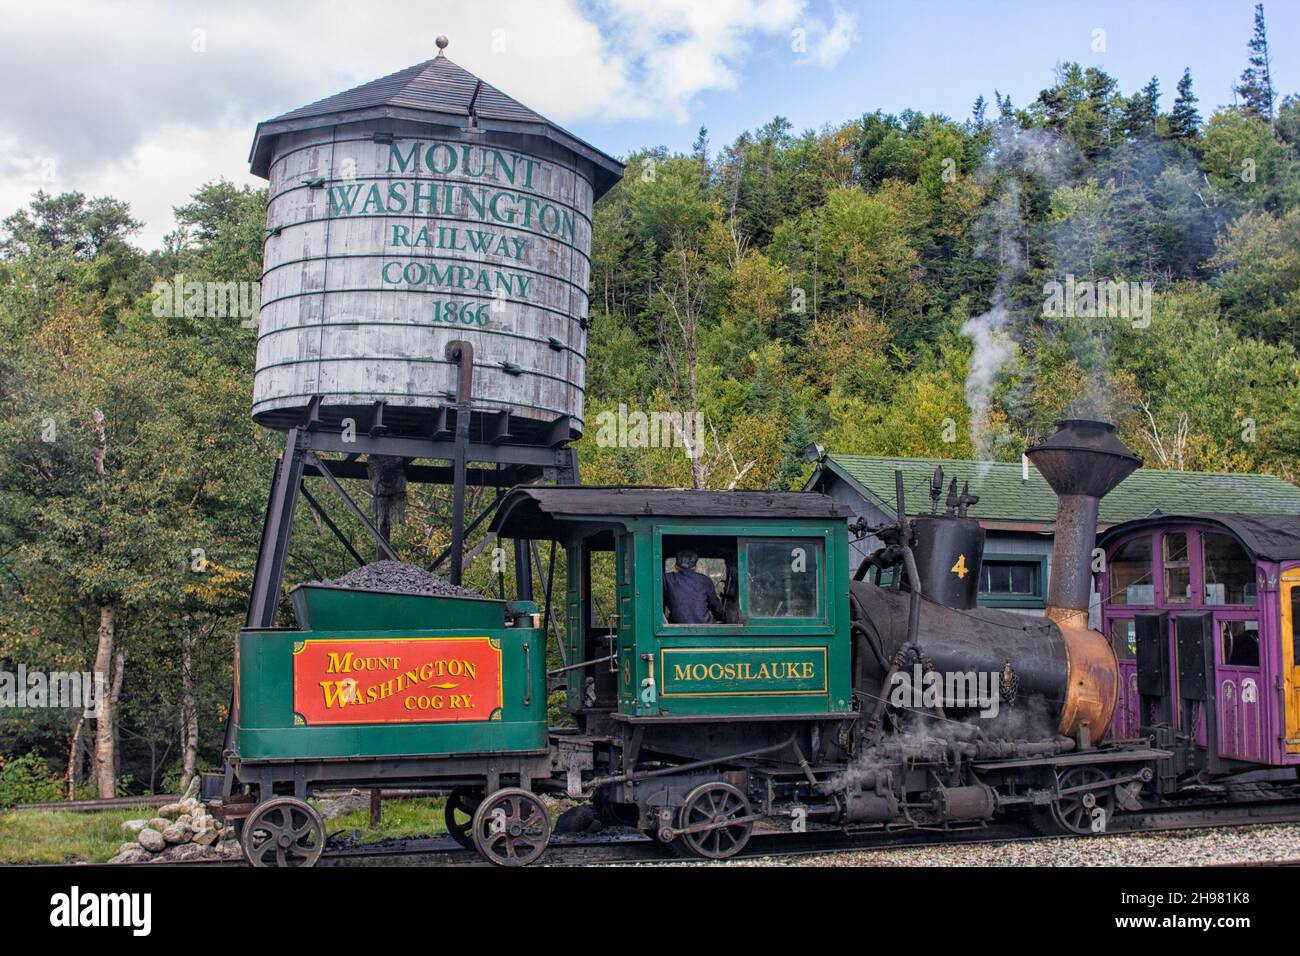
[162, 822, 194, 845]
[193, 826, 218, 847]
[148, 817, 170, 831]
[121, 819, 149, 835]
[161, 842, 222, 863]
[317, 790, 369, 821]
[108, 847, 154, 864]
[176, 813, 193, 827]
[157, 802, 186, 820]
[217, 839, 245, 861]
[182, 775, 201, 800]
[138, 829, 166, 852]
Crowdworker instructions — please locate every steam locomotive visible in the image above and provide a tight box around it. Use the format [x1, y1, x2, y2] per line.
[215, 420, 1298, 865]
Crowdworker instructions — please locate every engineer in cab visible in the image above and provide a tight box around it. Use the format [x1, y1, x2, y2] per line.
[662, 550, 724, 625]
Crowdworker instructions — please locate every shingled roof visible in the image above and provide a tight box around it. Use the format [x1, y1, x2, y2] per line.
[808, 455, 1300, 531]
[248, 51, 624, 195]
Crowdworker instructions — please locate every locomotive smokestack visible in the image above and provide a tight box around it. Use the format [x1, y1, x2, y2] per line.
[1026, 420, 1140, 626]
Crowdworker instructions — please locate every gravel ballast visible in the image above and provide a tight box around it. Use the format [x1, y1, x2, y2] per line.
[708, 823, 1300, 867]
[323, 560, 482, 598]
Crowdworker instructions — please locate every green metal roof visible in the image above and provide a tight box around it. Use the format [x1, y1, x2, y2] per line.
[809, 455, 1300, 530]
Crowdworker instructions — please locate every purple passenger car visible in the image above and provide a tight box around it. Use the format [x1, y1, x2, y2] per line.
[1097, 513, 1300, 769]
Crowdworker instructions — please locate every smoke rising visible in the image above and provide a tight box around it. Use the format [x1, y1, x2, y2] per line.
[960, 125, 1079, 456]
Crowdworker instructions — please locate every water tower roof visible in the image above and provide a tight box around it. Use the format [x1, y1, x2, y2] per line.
[249, 54, 624, 197]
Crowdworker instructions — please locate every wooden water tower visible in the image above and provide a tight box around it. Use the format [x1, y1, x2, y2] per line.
[240, 37, 623, 630]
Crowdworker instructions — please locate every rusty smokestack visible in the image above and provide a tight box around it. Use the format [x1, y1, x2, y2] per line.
[1025, 420, 1141, 625]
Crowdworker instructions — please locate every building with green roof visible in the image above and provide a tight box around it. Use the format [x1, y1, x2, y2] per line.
[805, 453, 1300, 614]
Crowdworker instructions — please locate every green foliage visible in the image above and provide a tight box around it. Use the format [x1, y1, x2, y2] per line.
[0, 752, 62, 807]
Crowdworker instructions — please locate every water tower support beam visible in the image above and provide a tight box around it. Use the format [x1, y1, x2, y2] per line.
[446, 340, 474, 585]
[246, 427, 305, 628]
[299, 483, 367, 567]
[305, 453, 398, 561]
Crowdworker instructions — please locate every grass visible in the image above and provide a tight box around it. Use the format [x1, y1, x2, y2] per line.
[0, 806, 160, 864]
[0, 795, 497, 862]
[326, 797, 449, 843]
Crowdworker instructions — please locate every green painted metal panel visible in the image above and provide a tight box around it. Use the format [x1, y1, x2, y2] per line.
[659, 646, 829, 696]
[236, 621, 546, 761]
[290, 584, 504, 631]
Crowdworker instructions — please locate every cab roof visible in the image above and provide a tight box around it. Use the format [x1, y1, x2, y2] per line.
[490, 486, 851, 539]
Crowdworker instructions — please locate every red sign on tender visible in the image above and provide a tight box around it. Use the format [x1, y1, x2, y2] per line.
[292, 637, 502, 725]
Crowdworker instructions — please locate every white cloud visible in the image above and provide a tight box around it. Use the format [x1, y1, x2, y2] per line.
[0, 0, 856, 247]
[792, 4, 858, 69]
[810, 5, 858, 68]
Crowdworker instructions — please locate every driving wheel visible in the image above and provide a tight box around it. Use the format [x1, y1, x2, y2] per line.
[1050, 766, 1116, 835]
[675, 781, 753, 860]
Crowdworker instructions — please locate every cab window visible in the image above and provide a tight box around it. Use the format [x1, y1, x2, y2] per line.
[661, 535, 737, 625]
[745, 538, 822, 618]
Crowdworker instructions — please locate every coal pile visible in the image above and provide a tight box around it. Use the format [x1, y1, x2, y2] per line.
[325, 560, 482, 598]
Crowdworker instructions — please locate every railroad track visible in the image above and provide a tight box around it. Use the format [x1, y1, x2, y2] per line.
[310, 795, 1300, 867]
[12, 794, 180, 813]
[111, 792, 1300, 867]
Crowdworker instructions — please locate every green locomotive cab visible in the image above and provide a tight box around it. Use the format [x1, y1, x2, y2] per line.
[492, 487, 864, 856]
[492, 487, 854, 724]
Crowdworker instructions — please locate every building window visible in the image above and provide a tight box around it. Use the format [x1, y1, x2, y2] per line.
[1202, 532, 1257, 606]
[1108, 535, 1154, 605]
[977, 555, 1046, 609]
[1163, 532, 1191, 605]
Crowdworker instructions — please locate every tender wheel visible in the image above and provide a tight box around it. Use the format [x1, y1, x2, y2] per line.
[1049, 766, 1116, 835]
[675, 781, 753, 860]
[241, 797, 325, 867]
[444, 787, 482, 850]
[471, 788, 551, 866]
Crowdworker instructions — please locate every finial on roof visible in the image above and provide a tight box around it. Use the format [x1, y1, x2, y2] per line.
[435, 35, 449, 56]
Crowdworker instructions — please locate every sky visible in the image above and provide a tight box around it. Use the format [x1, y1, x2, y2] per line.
[0, 0, 1293, 249]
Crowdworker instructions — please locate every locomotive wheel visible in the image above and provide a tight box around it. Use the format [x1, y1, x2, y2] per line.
[241, 797, 325, 868]
[675, 782, 753, 860]
[444, 787, 483, 850]
[1048, 767, 1116, 836]
[471, 788, 551, 866]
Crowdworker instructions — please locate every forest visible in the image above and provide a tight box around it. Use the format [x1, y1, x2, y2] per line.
[1, 5, 1298, 800]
